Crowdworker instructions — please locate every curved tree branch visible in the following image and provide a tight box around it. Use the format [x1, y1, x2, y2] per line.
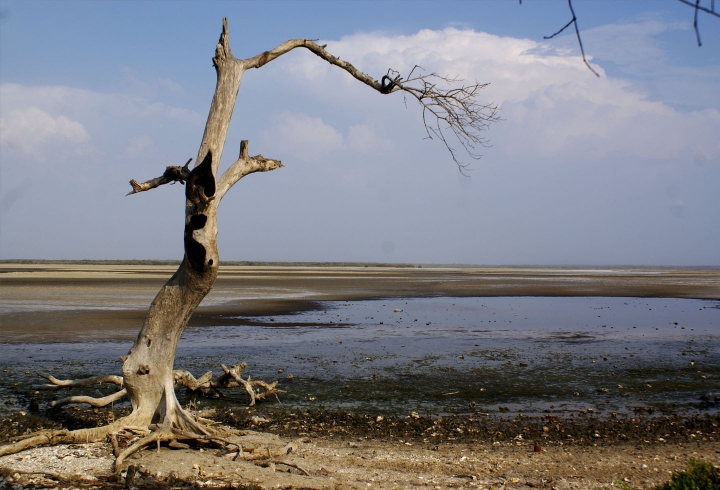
[241, 39, 498, 171]
[242, 39, 383, 91]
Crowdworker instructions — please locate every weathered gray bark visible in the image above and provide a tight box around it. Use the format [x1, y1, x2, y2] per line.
[119, 20, 283, 434]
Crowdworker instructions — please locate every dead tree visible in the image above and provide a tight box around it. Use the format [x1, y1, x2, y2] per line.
[0, 19, 497, 466]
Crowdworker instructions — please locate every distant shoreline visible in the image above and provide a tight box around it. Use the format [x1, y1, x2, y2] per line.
[1, 263, 718, 343]
[1, 259, 718, 270]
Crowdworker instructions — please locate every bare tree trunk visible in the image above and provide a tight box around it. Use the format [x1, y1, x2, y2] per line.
[119, 20, 243, 431]
[120, 258, 218, 431]
[0, 16, 495, 462]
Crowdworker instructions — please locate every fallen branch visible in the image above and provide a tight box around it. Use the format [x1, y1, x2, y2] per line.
[220, 363, 285, 406]
[221, 363, 257, 406]
[173, 370, 222, 397]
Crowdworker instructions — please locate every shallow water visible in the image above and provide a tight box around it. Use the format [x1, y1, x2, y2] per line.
[1, 296, 718, 417]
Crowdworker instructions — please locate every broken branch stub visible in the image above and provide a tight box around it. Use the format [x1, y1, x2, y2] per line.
[126, 159, 192, 195]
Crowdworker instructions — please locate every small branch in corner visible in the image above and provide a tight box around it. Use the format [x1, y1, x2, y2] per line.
[543, 0, 599, 77]
[677, 0, 720, 46]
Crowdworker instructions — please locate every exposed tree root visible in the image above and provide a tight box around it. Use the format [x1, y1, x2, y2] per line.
[49, 388, 127, 408]
[30, 362, 280, 409]
[1, 364, 287, 473]
[108, 433, 121, 457]
[115, 426, 196, 472]
[33, 372, 124, 391]
[0, 425, 115, 457]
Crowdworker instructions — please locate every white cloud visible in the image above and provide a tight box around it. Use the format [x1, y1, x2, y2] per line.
[0, 106, 89, 154]
[0, 83, 203, 127]
[123, 134, 157, 159]
[120, 67, 188, 100]
[268, 26, 719, 165]
[347, 124, 393, 153]
[0, 82, 204, 171]
[537, 17, 685, 67]
[1, 18, 718, 264]
[260, 111, 344, 161]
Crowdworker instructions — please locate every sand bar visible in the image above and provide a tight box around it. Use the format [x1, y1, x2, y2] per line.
[1, 263, 718, 343]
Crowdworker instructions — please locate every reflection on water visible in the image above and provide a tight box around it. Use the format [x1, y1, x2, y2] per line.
[1, 296, 718, 416]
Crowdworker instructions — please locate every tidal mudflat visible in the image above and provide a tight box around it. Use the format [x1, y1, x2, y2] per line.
[1, 264, 719, 488]
[1, 295, 718, 418]
[1, 264, 718, 417]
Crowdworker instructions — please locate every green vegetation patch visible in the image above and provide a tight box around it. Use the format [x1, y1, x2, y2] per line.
[602, 459, 719, 490]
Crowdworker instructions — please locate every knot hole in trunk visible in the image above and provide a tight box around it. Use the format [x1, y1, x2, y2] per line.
[138, 365, 150, 375]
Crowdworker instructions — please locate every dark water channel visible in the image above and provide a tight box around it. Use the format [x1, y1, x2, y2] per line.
[1, 296, 718, 418]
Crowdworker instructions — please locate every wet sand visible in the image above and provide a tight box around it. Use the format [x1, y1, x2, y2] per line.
[1, 263, 718, 343]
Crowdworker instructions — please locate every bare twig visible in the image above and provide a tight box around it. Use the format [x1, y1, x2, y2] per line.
[678, 0, 720, 47]
[677, 0, 720, 18]
[695, 0, 702, 45]
[677, 0, 720, 46]
[538, 0, 718, 75]
[386, 66, 500, 173]
[544, 0, 599, 77]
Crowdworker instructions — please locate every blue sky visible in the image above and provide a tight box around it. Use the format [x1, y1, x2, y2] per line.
[1, 1, 718, 265]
